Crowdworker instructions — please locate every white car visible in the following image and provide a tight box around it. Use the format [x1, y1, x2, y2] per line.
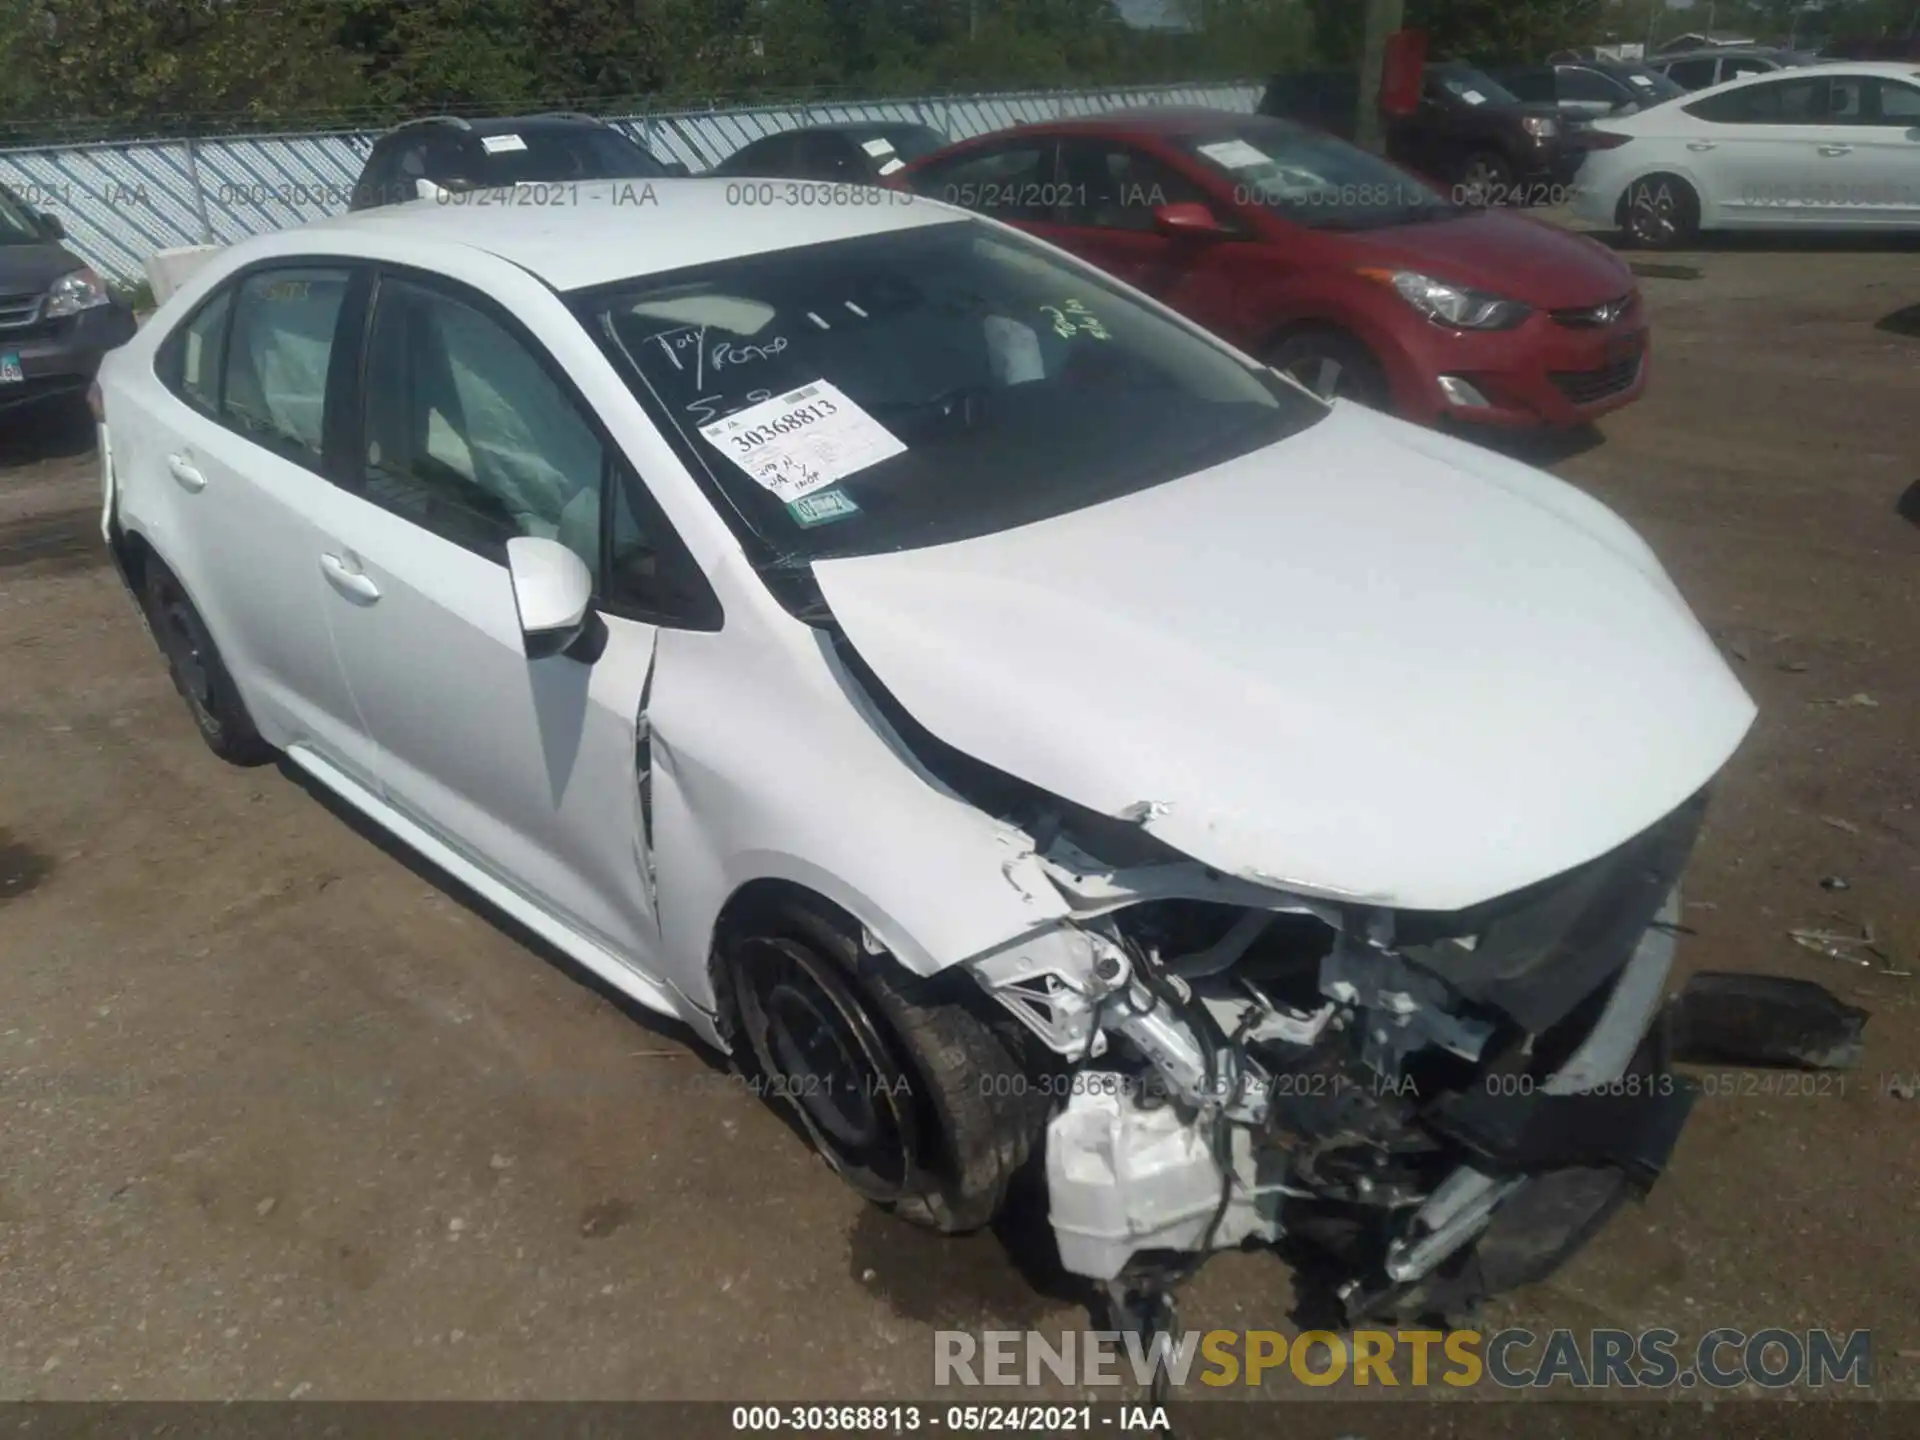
[96, 183, 1756, 1322]
[1573, 62, 1920, 246]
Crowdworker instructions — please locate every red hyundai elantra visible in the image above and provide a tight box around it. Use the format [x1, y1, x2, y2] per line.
[897, 110, 1646, 430]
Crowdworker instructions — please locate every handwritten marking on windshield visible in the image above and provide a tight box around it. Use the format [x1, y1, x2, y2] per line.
[845, 301, 869, 318]
[713, 336, 789, 370]
[807, 312, 830, 329]
[1041, 299, 1111, 341]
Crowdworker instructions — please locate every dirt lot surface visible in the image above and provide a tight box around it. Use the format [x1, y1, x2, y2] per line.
[1, 232, 1917, 1421]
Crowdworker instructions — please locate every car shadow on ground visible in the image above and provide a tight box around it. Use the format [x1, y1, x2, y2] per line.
[0, 397, 93, 468]
[1591, 230, 1920, 261]
[1452, 420, 1608, 467]
[279, 755, 1099, 1320]
[1876, 303, 1920, 339]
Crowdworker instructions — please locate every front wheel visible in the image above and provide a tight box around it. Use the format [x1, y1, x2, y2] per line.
[1267, 330, 1393, 411]
[725, 902, 1050, 1233]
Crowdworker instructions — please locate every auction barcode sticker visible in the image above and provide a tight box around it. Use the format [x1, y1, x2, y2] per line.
[698, 380, 906, 503]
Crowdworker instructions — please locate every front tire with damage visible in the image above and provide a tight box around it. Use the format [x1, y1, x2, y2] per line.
[723, 900, 1051, 1234]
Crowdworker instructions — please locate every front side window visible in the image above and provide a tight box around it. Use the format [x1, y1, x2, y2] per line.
[361, 276, 604, 573]
[582, 220, 1323, 563]
[1055, 141, 1208, 231]
[913, 142, 1058, 221]
[1871, 78, 1920, 121]
[221, 268, 351, 465]
[1177, 117, 1456, 231]
[1666, 58, 1717, 89]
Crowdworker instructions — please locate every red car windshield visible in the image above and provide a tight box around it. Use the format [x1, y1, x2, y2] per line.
[1174, 118, 1462, 231]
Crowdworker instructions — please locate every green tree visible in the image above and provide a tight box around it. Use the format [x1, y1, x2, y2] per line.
[14, 0, 370, 133]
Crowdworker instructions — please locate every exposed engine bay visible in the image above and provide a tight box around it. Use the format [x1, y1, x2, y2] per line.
[961, 788, 1705, 1327]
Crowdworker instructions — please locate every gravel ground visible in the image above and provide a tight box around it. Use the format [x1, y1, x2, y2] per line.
[0, 229, 1916, 1418]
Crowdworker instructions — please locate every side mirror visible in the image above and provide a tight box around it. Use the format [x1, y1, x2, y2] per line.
[37, 212, 66, 240]
[1152, 202, 1229, 238]
[507, 536, 596, 661]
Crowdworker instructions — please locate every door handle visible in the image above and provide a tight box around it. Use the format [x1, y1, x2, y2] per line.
[1685, 141, 1717, 152]
[166, 454, 207, 492]
[319, 552, 381, 603]
[1817, 144, 1853, 157]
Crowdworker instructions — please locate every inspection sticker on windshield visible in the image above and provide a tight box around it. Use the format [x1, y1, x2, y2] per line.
[480, 133, 528, 154]
[1629, 74, 1656, 88]
[788, 486, 861, 528]
[1197, 139, 1272, 170]
[1461, 89, 1488, 105]
[861, 137, 897, 157]
[699, 380, 905, 503]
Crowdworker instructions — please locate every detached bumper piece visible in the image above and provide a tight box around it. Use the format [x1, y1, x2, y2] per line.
[1665, 971, 1869, 1071]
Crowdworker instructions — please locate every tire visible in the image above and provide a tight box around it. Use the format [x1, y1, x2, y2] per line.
[1617, 173, 1700, 250]
[1266, 330, 1392, 410]
[1455, 150, 1514, 207]
[724, 899, 1051, 1234]
[143, 563, 276, 766]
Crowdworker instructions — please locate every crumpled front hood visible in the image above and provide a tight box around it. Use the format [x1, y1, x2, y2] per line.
[812, 405, 1756, 914]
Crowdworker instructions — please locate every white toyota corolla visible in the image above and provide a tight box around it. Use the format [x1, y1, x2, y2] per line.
[97, 182, 1757, 1323]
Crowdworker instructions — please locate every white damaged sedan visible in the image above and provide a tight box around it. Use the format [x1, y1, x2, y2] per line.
[97, 183, 1756, 1322]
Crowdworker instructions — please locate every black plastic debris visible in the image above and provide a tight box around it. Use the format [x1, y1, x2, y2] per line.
[1820, 876, 1851, 892]
[1665, 972, 1868, 1071]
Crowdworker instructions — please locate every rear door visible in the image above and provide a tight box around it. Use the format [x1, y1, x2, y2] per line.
[129, 264, 380, 782]
[1682, 74, 1835, 223]
[307, 266, 688, 974]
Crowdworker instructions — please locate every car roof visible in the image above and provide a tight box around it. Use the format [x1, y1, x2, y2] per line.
[383, 113, 614, 138]
[743, 120, 942, 142]
[968, 105, 1269, 138]
[283, 180, 964, 292]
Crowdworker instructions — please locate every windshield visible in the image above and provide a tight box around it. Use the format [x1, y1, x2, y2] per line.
[581, 221, 1323, 562]
[870, 126, 947, 163]
[1175, 117, 1459, 231]
[474, 127, 667, 184]
[1429, 64, 1521, 108]
[0, 187, 42, 245]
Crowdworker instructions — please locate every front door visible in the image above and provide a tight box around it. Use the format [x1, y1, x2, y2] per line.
[1036, 139, 1250, 344]
[309, 269, 666, 972]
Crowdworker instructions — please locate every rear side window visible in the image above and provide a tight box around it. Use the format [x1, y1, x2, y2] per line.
[221, 268, 351, 465]
[1666, 58, 1717, 88]
[1686, 75, 1827, 124]
[157, 289, 233, 416]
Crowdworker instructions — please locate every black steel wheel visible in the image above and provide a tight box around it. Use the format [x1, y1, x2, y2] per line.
[724, 900, 1052, 1233]
[143, 564, 274, 766]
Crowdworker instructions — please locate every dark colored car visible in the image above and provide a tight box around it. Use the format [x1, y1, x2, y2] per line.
[1261, 61, 1579, 205]
[899, 110, 1647, 431]
[0, 184, 137, 413]
[346, 113, 684, 211]
[1494, 58, 1687, 120]
[709, 121, 949, 182]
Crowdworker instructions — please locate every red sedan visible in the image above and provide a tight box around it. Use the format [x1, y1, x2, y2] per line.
[896, 110, 1647, 430]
